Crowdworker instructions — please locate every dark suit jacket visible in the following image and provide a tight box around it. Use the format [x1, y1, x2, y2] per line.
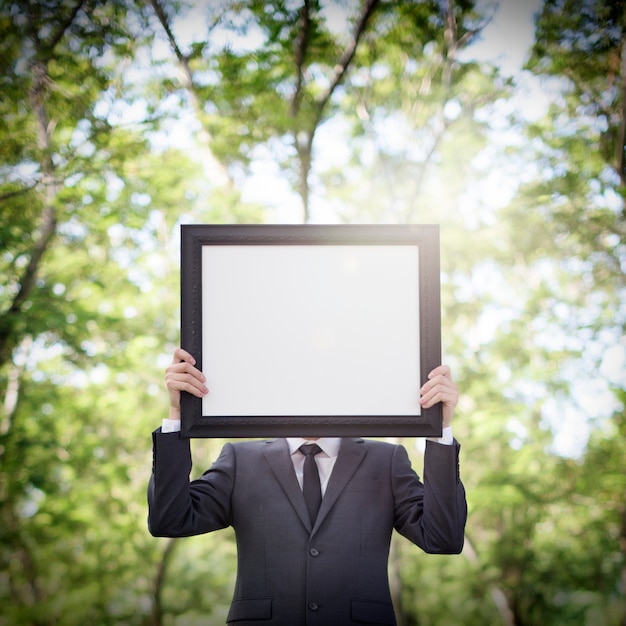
[148, 433, 466, 626]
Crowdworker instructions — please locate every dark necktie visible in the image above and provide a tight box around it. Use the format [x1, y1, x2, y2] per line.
[299, 444, 322, 524]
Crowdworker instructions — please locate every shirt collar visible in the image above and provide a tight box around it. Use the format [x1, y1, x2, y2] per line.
[286, 437, 342, 458]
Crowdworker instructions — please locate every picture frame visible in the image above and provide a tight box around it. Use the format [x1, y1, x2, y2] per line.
[180, 224, 442, 438]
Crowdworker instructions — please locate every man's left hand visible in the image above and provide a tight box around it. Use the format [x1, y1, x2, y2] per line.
[419, 365, 458, 428]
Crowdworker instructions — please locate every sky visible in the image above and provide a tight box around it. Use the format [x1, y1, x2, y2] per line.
[463, 0, 543, 74]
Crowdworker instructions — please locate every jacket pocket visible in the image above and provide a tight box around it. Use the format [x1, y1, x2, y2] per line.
[351, 599, 396, 625]
[227, 597, 272, 622]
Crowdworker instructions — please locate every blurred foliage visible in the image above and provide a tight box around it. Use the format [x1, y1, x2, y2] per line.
[0, 0, 624, 625]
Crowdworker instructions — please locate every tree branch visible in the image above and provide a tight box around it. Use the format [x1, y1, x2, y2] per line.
[0, 336, 31, 437]
[149, 0, 191, 77]
[44, 0, 87, 54]
[293, 0, 380, 221]
[291, 0, 312, 118]
[0, 182, 39, 203]
[148, 0, 231, 187]
[314, 0, 380, 126]
[0, 15, 60, 368]
[617, 27, 626, 189]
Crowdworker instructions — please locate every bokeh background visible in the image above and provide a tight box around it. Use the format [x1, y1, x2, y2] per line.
[1, 0, 624, 624]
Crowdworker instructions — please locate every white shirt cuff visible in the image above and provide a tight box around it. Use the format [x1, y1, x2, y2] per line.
[427, 426, 453, 445]
[161, 419, 182, 433]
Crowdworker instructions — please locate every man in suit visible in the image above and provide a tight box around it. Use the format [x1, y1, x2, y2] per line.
[148, 348, 467, 626]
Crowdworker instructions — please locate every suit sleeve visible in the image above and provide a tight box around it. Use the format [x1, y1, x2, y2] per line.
[392, 440, 467, 554]
[147, 429, 235, 537]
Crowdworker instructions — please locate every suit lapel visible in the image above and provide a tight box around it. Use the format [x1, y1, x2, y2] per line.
[313, 437, 367, 533]
[261, 438, 369, 535]
[262, 439, 312, 531]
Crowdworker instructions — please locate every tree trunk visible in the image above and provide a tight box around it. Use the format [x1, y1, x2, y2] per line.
[0, 56, 59, 368]
[149, 538, 177, 626]
[463, 535, 516, 626]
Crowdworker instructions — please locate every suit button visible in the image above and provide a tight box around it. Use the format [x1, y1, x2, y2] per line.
[308, 603, 319, 611]
[309, 548, 319, 556]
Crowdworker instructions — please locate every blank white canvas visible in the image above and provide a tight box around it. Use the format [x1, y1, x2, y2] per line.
[202, 245, 420, 416]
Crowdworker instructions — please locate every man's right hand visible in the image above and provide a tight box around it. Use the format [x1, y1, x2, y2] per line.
[165, 348, 208, 420]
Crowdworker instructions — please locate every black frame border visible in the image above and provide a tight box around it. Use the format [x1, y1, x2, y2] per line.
[180, 224, 442, 438]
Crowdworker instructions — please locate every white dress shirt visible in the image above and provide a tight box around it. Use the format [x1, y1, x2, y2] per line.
[286, 437, 342, 496]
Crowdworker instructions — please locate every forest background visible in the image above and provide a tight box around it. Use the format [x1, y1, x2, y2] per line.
[1, 0, 625, 625]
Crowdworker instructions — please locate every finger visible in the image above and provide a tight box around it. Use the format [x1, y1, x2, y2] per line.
[166, 370, 208, 397]
[420, 391, 455, 409]
[420, 379, 458, 408]
[169, 359, 204, 377]
[427, 364, 451, 379]
[167, 359, 205, 383]
[176, 378, 207, 398]
[172, 347, 196, 366]
[166, 352, 208, 396]
[420, 365, 455, 392]
[420, 387, 457, 408]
